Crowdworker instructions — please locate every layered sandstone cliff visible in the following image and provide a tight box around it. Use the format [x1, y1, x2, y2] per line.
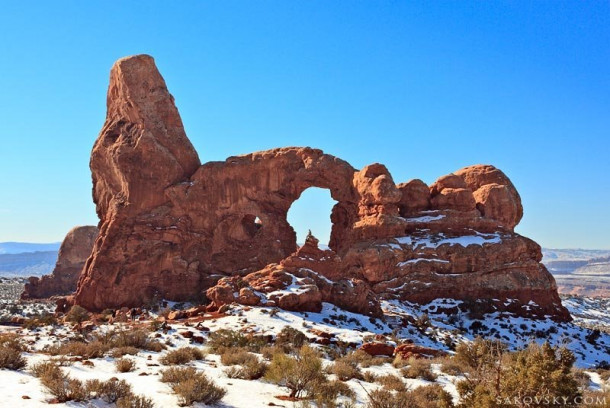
[72, 55, 569, 321]
[22, 226, 98, 299]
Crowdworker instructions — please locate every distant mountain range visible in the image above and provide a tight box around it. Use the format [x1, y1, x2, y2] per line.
[0, 242, 60, 255]
[542, 248, 610, 297]
[0, 242, 60, 278]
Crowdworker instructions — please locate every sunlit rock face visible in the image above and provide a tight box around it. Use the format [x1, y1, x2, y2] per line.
[22, 226, 98, 299]
[72, 55, 569, 321]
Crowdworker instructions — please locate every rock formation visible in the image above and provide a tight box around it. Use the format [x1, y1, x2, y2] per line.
[22, 226, 98, 299]
[72, 54, 570, 322]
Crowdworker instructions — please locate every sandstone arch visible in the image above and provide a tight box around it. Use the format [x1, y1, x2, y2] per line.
[72, 55, 570, 321]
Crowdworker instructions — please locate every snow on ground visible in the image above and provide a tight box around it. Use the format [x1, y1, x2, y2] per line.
[0, 295, 609, 407]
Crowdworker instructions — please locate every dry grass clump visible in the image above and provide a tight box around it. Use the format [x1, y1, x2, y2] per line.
[366, 385, 454, 408]
[47, 340, 109, 359]
[362, 371, 378, 383]
[160, 367, 226, 406]
[34, 362, 89, 402]
[115, 358, 136, 373]
[221, 348, 267, 380]
[86, 378, 133, 403]
[314, 379, 356, 408]
[0, 335, 26, 370]
[112, 346, 140, 358]
[160, 346, 205, 365]
[376, 373, 407, 392]
[261, 345, 285, 360]
[401, 358, 437, 381]
[161, 367, 198, 384]
[116, 394, 156, 408]
[343, 349, 389, 368]
[32, 360, 148, 404]
[435, 356, 464, 376]
[22, 313, 57, 329]
[329, 359, 363, 381]
[31, 361, 61, 378]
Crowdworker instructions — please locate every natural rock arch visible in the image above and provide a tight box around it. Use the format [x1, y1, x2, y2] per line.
[71, 55, 570, 322]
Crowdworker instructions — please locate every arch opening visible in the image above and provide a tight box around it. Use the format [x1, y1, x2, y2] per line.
[241, 214, 263, 238]
[287, 187, 337, 248]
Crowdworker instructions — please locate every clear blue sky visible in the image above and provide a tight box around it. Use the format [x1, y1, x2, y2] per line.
[0, 2, 608, 249]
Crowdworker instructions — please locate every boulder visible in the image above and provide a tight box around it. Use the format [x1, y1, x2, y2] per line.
[394, 344, 446, 360]
[359, 342, 395, 357]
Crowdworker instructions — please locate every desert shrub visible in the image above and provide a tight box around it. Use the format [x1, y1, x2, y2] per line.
[314, 379, 356, 408]
[172, 375, 226, 406]
[161, 367, 226, 406]
[0, 343, 26, 370]
[455, 340, 581, 408]
[220, 348, 251, 365]
[116, 394, 156, 408]
[47, 339, 110, 359]
[207, 329, 267, 353]
[160, 347, 205, 365]
[116, 358, 136, 373]
[65, 305, 89, 324]
[337, 349, 387, 369]
[23, 313, 57, 329]
[265, 345, 325, 398]
[437, 357, 464, 376]
[207, 329, 250, 352]
[376, 373, 407, 392]
[392, 355, 410, 368]
[367, 386, 454, 408]
[261, 345, 285, 360]
[86, 378, 132, 403]
[110, 329, 165, 352]
[572, 368, 591, 390]
[0, 333, 25, 351]
[38, 364, 88, 402]
[366, 389, 409, 408]
[112, 346, 140, 358]
[409, 384, 454, 408]
[329, 359, 363, 381]
[220, 349, 267, 380]
[581, 389, 610, 408]
[362, 371, 378, 383]
[31, 361, 61, 378]
[401, 358, 437, 381]
[275, 326, 308, 351]
[161, 367, 198, 383]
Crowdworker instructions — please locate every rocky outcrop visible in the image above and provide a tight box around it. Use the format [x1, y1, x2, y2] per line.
[206, 233, 382, 317]
[22, 226, 98, 299]
[72, 54, 570, 322]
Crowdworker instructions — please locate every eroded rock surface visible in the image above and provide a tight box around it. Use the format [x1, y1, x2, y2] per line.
[72, 55, 569, 321]
[22, 226, 98, 299]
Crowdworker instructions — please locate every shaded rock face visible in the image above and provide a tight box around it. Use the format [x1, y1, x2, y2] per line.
[73, 55, 569, 322]
[22, 226, 98, 299]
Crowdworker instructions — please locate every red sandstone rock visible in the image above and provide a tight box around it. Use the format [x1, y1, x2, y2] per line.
[21, 226, 98, 299]
[454, 164, 523, 230]
[397, 179, 430, 216]
[70, 55, 570, 323]
[394, 344, 446, 360]
[359, 342, 395, 356]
